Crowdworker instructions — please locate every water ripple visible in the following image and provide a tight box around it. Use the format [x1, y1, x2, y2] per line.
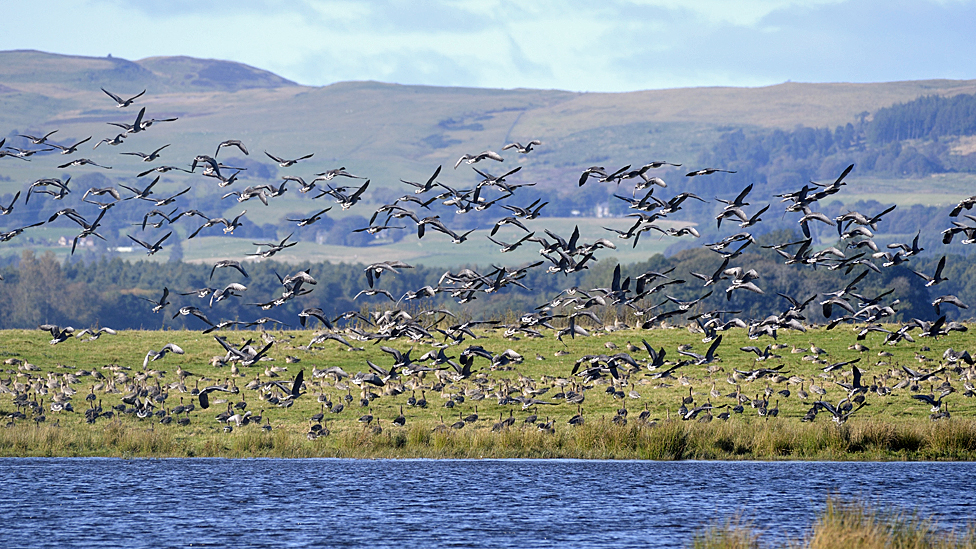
[1, 459, 974, 548]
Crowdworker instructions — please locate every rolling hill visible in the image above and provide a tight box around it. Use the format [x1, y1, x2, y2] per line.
[1, 50, 976, 267]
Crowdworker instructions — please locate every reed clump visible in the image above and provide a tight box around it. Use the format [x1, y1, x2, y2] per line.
[692, 516, 761, 549]
[690, 497, 976, 549]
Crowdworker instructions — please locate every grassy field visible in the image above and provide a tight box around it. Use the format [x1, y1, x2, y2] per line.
[2, 320, 976, 459]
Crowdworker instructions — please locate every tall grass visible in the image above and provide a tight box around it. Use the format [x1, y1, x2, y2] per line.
[805, 497, 976, 549]
[692, 516, 761, 549]
[692, 497, 976, 549]
[5, 417, 976, 459]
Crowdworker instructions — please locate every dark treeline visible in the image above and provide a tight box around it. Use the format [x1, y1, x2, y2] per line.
[869, 93, 976, 144]
[1, 230, 970, 332]
[0, 251, 587, 330]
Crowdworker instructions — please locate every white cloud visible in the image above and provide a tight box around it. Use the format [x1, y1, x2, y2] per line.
[1, 0, 974, 91]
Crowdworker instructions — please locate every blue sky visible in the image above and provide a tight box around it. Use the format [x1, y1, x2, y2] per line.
[3, 0, 975, 92]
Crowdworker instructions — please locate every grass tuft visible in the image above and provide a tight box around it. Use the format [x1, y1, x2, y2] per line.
[690, 497, 976, 549]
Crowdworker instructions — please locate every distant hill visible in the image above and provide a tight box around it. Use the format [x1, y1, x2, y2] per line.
[0, 50, 296, 92]
[1, 51, 975, 178]
[2, 50, 976, 267]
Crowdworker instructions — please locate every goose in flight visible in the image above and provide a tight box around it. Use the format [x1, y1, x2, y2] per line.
[3, 146, 53, 160]
[93, 134, 126, 149]
[209, 282, 247, 307]
[198, 384, 235, 409]
[335, 179, 370, 210]
[281, 176, 317, 194]
[354, 288, 396, 301]
[57, 158, 111, 170]
[912, 255, 947, 287]
[472, 166, 521, 189]
[265, 151, 313, 167]
[121, 144, 170, 162]
[686, 168, 736, 177]
[487, 232, 535, 253]
[137, 165, 191, 178]
[119, 176, 159, 201]
[315, 167, 365, 181]
[127, 231, 172, 256]
[69, 208, 109, 254]
[40, 324, 75, 345]
[502, 140, 541, 153]
[364, 260, 413, 288]
[82, 187, 122, 209]
[222, 186, 271, 206]
[298, 308, 333, 329]
[18, 129, 58, 144]
[912, 392, 951, 413]
[677, 335, 723, 365]
[247, 233, 297, 258]
[113, 107, 147, 135]
[30, 182, 72, 203]
[75, 327, 117, 341]
[211, 259, 249, 280]
[222, 210, 247, 234]
[142, 287, 170, 313]
[400, 165, 442, 194]
[172, 306, 215, 327]
[215, 140, 249, 157]
[143, 343, 184, 369]
[932, 294, 967, 316]
[101, 87, 145, 108]
[0, 221, 44, 242]
[643, 160, 681, 169]
[49, 136, 91, 155]
[286, 207, 332, 227]
[454, 150, 503, 169]
[139, 186, 191, 207]
[0, 192, 20, 215]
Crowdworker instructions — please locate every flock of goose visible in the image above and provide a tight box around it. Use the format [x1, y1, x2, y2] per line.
[3, 85, 976, 439]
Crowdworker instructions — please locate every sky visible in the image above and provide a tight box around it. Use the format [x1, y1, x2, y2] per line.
[2, 0, 975, 92]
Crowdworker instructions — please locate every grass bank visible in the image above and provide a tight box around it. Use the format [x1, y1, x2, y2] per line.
[4, 416, 976, 459]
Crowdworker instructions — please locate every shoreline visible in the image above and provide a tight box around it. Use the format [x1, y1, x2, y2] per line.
[3, 416, 975, 460]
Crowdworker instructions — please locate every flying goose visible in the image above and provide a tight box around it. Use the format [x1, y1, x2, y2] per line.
[265, 151, 313, 167]
[454, 150, 503, 169]
[101, 87, 145, 108]
[501, 140, 541, 153]
[121, 144, 170, 162]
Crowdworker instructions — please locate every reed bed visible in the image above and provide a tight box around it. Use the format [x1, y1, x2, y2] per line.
[4, 416, 976, 460]
[692, 497, 976, 549]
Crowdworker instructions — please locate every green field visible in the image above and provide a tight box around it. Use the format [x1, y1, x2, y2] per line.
[2, 322, 976, 459]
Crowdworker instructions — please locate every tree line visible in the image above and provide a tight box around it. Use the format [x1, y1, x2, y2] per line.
[0, 233, 968, 333]
[696, 93, 976, 199]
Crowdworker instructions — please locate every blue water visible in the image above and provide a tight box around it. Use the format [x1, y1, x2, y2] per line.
[1, 459, 974, 548]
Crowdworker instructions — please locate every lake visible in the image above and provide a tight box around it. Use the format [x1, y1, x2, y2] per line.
[1, 459, 973, 548]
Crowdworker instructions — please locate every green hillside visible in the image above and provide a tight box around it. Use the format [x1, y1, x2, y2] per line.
[2, 50, 976, 268]
[2, 50, 975, 186]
